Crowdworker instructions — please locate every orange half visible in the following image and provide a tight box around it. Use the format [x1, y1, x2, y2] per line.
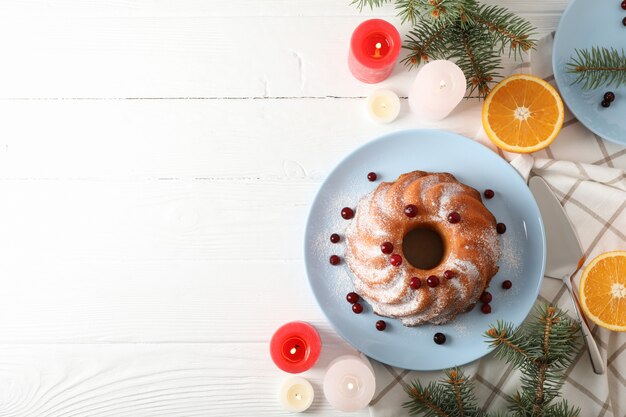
[482, 74, 564, 153]
[579, 251, 626, 332]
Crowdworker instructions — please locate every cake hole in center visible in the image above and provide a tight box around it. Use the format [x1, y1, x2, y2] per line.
[402, 228, 444, 269]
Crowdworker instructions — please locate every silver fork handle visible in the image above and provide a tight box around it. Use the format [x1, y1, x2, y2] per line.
[564, 278, 606, 375]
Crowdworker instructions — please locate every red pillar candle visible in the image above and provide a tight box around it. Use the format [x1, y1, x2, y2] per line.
[348, 19, 402, 84]
[270, 321, 321, 373]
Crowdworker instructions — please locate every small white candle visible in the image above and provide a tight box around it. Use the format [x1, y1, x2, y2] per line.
[366, 89, 401, 124]
[323, 355, 376, 412]
[279, 376, 314, 413]
[408, 60, 466, 121]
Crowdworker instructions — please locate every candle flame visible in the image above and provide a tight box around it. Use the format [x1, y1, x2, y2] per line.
[347, 383, 355, 390]
[439, 80, 447, 89]
[295, 393, 302, 400]
[373, 42, 382, 58]
[290, 347, 297, 355]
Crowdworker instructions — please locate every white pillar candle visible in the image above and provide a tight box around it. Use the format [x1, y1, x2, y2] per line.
[279, 376, 314, 413]
[366, 89, 401, 123]
[408, 60, 466, 121]
[323, 355, 376, 412]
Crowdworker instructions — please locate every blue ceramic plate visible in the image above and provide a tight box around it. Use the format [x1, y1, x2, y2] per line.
[304, 130, 545, 371]
[553, 0, 626, 145]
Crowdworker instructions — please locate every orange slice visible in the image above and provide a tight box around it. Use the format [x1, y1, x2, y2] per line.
[482, 74, 564, 153]
[579, 251, 626, 332]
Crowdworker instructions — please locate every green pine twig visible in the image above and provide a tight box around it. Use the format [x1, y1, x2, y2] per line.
[566, 47, 626, 90]
[401, 19, 454, 65]
[404, 368, 484, 417]
[352, 0, 536, 98]
[465, 4, 536, 57]
[403, 305, 581, 417]
[350, 0, 391, 11]
[450, 22, 501, 96]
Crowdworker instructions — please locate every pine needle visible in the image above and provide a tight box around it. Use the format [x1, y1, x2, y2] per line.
[566, 47, 626, 90]
[402, 305, 581, 416]
[350, 0, 391, 11]
[350, 0, 536, 98]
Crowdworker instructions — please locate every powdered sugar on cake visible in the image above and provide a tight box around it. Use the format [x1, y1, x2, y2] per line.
[343, 170, 502, 327]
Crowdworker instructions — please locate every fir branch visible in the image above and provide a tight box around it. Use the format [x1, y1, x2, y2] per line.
[421, 0, 478, 24]
[566, 47, 626, 90]
[546, 400, 581, 417]
[441, 368, 482, 416]
[351, 0, 536, 98]
[465, 4, 535, 56]
[450, 23, 500, 96]
[350, 0, 391, 11]
[395, 0, 422, 24]
[485, 322, 535, 368]
[402, 19, 453, 65]
[404, 368, 484, 417]
[404, 305, 581, 416]
[404, 380, 451, 417]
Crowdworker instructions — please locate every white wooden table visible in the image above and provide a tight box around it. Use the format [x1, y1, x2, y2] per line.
[0, 1, 568, 415]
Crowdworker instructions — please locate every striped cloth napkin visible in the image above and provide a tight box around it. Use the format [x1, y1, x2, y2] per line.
[368, 34, 626, 417]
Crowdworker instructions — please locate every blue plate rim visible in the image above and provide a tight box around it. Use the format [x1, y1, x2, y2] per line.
[303, 129, 546, 371]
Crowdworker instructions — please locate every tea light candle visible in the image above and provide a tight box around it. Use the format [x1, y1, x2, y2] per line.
[279, 376, 315, 413]
[348, 19, 401, 84]
[366, 89, 401, 123]
[408, 60, 467, 121]
[323, 355, 376, 412]
[270, 321, 321, 374]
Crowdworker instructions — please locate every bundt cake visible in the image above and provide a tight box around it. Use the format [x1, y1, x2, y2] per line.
[344, 170, 501, 326]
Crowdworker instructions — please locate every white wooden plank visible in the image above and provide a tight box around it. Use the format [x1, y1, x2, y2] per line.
[0, 180, 316, 263]
[0, 98, 485, 179]
[0, 0, 569, 17]
[0, 14, 560, 98]
[0, 342, 367, 416]
[0, 259, 335, 343]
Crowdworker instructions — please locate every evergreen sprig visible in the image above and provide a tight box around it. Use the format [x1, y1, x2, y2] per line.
[566, 47, 626, 90]
[405, 368, 485, 417]
[352, 0, 536, 97]
[402, 305, 582, 417]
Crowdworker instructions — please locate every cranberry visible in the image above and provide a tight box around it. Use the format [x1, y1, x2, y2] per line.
[330, 233, 340, 243]
[352, 302, 363, 314]
[496, 223, 507, 234]
[502, 280, 513, 289]
[481, 303, 492, 314]
[604, 92, 616, 102]
[622, 1, 626, 10]
[426, 275, 440, 288]
[367, 172, 377, 181]
[480, 291, 493, 303]
[375, 320, 387, 331]
[404, 204, 418, 218]
[329, 255, 341, 265]
[448, 212, 461, 223]
[601, 100, 611, 108]
[623, 17, 626, 26]
[380, 242, 394, 254]
[484, 189, 495, 199]
[341, 207, 354, 220]
[433, 332, 446, 345]
[443, 270, 455, 279]
[410, 277, 421, 290]
[390, 254, 403, 266]
[346, 292, 359, 304]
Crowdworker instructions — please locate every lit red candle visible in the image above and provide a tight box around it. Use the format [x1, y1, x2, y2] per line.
[270, 321, 321, 373]
[348, 19, 401, 84]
